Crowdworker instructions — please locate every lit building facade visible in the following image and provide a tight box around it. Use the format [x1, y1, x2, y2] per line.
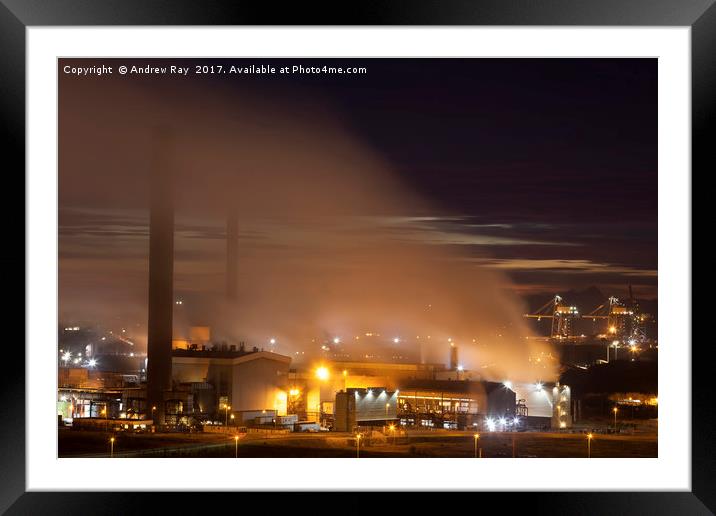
[395, 379, 516, 429]
[172, 349, 291, 419]
[334, 388, 399, 432]
[551, 383, 572, 429]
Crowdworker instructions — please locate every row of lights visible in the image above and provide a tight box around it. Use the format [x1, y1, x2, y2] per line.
[484, 416, 520, 432]
[60, 351, 97, 368]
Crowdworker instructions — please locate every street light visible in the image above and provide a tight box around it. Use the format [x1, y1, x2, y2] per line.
[356, 433, 362, 458]
[613, 406, 618, 431]
[224, 405, 231, 426]
[109, 437, 115, 458]
[587, 433, 593, 458]
[473, 433, 480, 458]
[234, 435, 239, 458]
[389, 424, 396, 445]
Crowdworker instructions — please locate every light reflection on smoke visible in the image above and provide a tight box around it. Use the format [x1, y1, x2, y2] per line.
[59, 67, 556, 383]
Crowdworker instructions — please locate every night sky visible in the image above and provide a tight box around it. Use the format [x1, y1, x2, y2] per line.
[59, 58, 657, 334]
[271, 58, 657, 297]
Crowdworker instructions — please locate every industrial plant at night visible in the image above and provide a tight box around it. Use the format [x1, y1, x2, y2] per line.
[58, 57, 657, 458]
[57, 180, 657, 457]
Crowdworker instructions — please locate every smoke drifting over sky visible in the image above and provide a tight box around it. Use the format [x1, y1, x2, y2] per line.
[58, 58, 657, 382]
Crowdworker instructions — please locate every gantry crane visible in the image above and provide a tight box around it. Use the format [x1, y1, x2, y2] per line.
[523, 295, 579, 339]
[585, 296, 643, 341]
[525, 291, 650, 343]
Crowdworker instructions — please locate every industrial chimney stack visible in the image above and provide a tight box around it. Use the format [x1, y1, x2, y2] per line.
[146, 128, 174, 427]
[449, 343, 458, 371]
[226, 207, 239, 301]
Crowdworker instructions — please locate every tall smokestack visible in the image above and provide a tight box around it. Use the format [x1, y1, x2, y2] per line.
[226, 207, 238, 301]
[449, 343, 458, 371]
[146, 128, 174, 426]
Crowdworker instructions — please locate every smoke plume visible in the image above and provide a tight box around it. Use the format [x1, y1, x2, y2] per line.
[59, 62, 556, 383]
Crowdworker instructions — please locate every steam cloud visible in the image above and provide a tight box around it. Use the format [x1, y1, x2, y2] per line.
[59, 64, 556, 383]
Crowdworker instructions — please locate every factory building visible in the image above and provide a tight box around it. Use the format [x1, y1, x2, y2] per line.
[334, 388, 399, 432]
[333, 379, 517, 431]
[285, 369, 336, 425]
[120, 386, 194, 427]
[59, 328, 293, 428]
[398, 380, 482, 416]
[395, 379, 516, 429]
[283, 360, 446, 427]
[172, 347, 291, 421]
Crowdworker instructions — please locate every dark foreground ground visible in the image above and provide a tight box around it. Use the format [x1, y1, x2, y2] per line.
[59, 426, 657, 458]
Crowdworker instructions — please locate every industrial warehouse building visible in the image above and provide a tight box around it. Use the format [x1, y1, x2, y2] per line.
[109, 347, 292, 427]
[172, 348, 292, 421]
[281, 360, 448, 427]
[396, 379, 516, 428]
[333, 379, 517, 432]
[334, 388, 399, 431]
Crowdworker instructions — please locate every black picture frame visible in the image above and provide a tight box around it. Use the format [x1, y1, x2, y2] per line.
[2, 1, 709, 513]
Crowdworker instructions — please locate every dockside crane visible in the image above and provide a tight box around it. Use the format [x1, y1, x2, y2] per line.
[525, 290, 651, 345]
[586, 296, 644, 341]
[523, 295, 579, 339]
[585, 296, 619, 332]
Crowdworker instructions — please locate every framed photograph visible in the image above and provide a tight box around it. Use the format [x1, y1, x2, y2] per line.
[5, 0, 709, 512]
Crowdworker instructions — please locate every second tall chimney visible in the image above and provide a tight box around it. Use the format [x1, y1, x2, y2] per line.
[449, 343, 458, 371]
[226, 207, 238, 300]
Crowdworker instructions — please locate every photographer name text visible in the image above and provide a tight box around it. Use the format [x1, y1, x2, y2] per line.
[62, 64, 367, 77]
